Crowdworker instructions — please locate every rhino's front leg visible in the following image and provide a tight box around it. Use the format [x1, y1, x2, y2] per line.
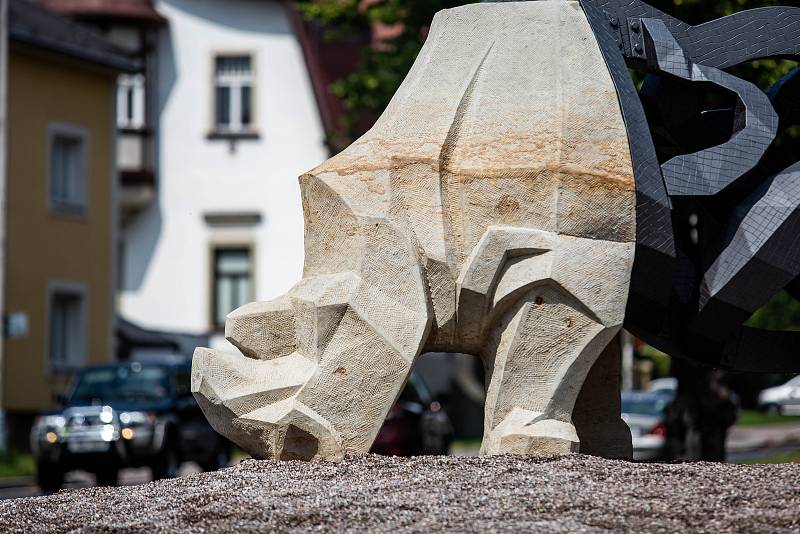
[480, 284, 619, 455]
[192, 218, 431, 461]
[475, 232, 634, 456]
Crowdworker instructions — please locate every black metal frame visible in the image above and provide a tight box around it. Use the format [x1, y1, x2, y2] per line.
[576, 0, 800, 372]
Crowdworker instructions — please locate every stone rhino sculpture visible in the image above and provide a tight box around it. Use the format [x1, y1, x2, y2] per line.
[193, 0, 636, 461]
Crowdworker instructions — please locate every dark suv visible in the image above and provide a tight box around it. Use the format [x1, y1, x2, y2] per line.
[30, 359, 230, 492]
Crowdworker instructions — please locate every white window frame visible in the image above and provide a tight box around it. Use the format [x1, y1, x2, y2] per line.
[210, 243, 255, 330]
[48, 122, 89, 216]
[213, 53, 255, 133]
[117, 73, 146, 130]
[46, 281, 88, 373]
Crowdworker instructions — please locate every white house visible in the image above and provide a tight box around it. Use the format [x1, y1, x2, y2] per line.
[117, 0, 328, 349]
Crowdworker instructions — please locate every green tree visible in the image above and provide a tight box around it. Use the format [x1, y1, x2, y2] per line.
[298, 0, 796, 139]
[295, 0, 479, 141]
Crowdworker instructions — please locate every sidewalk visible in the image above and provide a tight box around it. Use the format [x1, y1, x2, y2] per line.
[727, 422, 800, 453]
[0, 476, 32, 489]
[0, 464, 203, 500]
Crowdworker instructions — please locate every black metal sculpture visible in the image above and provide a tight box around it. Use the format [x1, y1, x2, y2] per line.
[573, 0, 800, 373]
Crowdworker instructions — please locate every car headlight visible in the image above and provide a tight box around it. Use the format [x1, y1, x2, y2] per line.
[99, 406, 114, 424]
[119, 411, 156, 426]
[34, 415, 66, 431]
[32, 415, 66, 445]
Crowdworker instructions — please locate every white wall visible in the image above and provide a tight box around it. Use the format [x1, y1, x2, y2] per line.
[120, 0, 328, 342]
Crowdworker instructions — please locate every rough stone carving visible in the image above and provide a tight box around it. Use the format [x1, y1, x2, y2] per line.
[193, 0, 637, 460]
[194, 0, 800, 460]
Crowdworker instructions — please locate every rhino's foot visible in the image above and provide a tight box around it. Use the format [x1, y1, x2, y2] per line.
[482, 409, 579, 455]
[480, 277, 623, 457]
[192, 347, 344, 461]
[192, 216, 431, 461]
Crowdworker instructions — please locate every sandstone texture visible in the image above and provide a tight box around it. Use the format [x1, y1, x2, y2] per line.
[3, 455, 799, 533]
[193, 0, 637, 460]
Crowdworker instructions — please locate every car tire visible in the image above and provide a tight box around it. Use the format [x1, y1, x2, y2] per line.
[36, 461, 63, 493]
[95, 467, 119, 487]
[765, 403, 782, 416]
[151, 439, 179, 480]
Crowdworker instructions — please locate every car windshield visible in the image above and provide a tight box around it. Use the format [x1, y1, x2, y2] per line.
[70, 364, 171, 403]
[621, 394, 670, 417]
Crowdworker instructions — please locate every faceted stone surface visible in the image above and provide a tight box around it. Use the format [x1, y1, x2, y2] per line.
[193, 0, 636, 460]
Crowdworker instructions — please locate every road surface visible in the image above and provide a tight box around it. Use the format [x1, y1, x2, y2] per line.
[0, 463, 201, 500]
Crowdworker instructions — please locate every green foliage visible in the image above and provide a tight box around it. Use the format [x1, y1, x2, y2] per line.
[0, 451, 34, 479]
[298, 0, 797, 143]
[746, 291, 800, 331]
[737, 409, 799, 427]
[232, 447, 250, 462]
[737, 449, 800, 464]
[295, 0, 479, 140]
[637, 344, 672, 377]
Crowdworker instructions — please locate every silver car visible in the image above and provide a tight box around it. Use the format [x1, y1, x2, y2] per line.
[621, 391, 672, 461]
[757, 376, 800, 415]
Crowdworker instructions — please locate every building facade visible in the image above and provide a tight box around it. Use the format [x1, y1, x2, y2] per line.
[43, 0, 330, 351]
[2, 0, 135, 437]
[33, 0, 163, 225]
[126, 0, 328, 348]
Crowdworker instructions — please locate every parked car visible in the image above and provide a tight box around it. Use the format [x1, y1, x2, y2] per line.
[371, 372, 453, 456]
[621, 391, 672, 461]
[647, 377, 678, 399]
[757, 375, 800, 415]
[31, 358, 230, 492]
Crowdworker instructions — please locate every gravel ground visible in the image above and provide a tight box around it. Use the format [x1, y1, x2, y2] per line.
[1, 454, 798, 533]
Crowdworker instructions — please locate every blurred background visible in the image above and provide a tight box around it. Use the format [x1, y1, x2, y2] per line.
[0, 0, 797, 497]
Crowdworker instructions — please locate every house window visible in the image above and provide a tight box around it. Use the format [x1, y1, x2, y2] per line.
[49, 288, 86, 370]
[49, 125, 87, 215]
[117, 74, 145, 129]
[213, 247, 253, 329]
[214, 55, 253, 133]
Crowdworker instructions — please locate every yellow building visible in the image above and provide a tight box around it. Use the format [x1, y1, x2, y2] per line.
[2, 0, 136, 443]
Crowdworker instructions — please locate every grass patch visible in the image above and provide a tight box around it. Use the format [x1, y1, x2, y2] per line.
[232, 448, 251, 462]
[738, 410, 799, 427]
[736, 449, 800, 465]
[0, 451, 35, 479]
[449, 438, 482, 456]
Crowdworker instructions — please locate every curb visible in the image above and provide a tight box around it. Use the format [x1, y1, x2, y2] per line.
[0, 477, 33, 489]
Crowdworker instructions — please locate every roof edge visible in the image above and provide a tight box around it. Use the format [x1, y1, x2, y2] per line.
[10, 0, 140, 73]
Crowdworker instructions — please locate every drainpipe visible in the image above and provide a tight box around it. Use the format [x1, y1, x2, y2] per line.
[621, 329, 634, 392]
[0, 0, 8, 454]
